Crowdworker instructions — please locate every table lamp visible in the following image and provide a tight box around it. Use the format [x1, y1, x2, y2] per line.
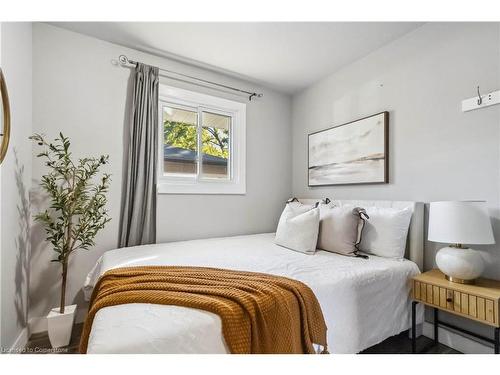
[428, 201, 495, 284]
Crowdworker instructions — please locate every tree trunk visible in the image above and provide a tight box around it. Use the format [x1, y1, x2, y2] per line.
[60, 260, 68, 314]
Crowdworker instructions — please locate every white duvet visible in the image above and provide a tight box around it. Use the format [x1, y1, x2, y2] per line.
[83, 233, 424, 354]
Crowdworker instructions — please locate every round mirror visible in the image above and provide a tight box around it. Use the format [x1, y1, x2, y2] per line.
[0, 68, 11, 164]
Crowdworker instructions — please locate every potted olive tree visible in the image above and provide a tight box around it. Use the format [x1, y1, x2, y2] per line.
[31, 133, 111, 348]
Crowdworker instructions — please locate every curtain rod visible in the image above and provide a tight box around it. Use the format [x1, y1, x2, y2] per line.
[118, 55, 263, 101]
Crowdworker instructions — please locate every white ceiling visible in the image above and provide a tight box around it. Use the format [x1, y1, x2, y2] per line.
[51, 22, 423, 94]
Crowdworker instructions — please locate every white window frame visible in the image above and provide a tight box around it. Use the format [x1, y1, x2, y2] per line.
[158, 85, 246, 195]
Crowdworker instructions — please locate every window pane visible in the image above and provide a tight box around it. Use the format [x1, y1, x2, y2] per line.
[201, 112, 230, 179]
[163, 106, 198, 176]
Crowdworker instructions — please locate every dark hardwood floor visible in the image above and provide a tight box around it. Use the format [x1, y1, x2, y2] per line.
[24, 324, 460, 354]
[359, 331, 460, 354]
[23, 323, 82, 354]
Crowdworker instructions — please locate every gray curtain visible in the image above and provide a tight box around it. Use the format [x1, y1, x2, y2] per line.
[119, 63, 159, 247]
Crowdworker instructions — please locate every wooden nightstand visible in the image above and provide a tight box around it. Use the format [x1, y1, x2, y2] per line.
[411, 269, 500, 354]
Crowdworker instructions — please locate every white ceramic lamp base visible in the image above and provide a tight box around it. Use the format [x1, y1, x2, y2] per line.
[435, 246, 485, 284]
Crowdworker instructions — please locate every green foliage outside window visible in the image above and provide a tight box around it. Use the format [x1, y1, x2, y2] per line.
[164, 120, 229, 159]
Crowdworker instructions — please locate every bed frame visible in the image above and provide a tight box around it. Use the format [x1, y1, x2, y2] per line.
[298, 199, 424, 270]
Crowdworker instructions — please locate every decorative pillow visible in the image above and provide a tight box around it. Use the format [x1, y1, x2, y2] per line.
[275, 202, 320, 255]
[317, 204, 369, 257]
[359, 207, 413, 259]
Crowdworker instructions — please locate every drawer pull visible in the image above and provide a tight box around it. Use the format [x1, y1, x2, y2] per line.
[446, 297, 453, 302]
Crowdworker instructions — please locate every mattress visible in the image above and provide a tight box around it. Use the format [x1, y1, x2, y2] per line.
[83, 233, 424, 354]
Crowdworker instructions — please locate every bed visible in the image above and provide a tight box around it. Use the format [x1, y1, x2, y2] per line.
[83, 199, 425, 354]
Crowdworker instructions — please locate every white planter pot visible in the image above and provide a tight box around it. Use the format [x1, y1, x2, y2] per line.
[435, 246, 485, 282]
[47, 304, 77, 348]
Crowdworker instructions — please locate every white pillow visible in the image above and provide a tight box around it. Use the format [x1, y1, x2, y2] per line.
[275, 202, 320, 255]
[359, 207, 412, 258]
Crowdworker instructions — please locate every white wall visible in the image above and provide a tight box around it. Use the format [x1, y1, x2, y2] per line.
[291, 22, 500, 348]
[0, 22, 32, 350]
[30, 23, 292, 324]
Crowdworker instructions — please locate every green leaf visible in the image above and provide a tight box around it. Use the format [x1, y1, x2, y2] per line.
[30, 132, 112, 265]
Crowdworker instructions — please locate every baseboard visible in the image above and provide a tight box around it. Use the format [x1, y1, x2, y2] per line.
[408, 323, 423, 338]
[28, 307, 87, 335]
[423, 321, 494, 354]
[8, 326, 29, 353]
[28, 316, 45, 334]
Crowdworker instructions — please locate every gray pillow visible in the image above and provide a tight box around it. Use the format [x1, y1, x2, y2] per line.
[317, 204, 368, 257]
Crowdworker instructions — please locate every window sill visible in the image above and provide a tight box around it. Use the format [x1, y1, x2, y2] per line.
[157, 181, 246, 195]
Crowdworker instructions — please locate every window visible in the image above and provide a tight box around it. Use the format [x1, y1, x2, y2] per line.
[158, 85, 246, 194]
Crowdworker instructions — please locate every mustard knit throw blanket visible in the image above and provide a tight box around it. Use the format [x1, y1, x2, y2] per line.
[79, 266, 328, 354]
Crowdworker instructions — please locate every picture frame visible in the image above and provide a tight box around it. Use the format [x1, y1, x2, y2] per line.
[0, 68, 11, 165]
[308, 112, 389, 186]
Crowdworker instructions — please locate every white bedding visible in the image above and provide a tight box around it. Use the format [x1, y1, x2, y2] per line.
[83, 233, 424, 354]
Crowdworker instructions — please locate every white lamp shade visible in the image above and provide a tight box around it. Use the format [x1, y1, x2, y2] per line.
[428, 201, 495, 245]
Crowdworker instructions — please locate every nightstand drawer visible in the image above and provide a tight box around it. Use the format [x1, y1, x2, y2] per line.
[413, 280, 497, 325]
